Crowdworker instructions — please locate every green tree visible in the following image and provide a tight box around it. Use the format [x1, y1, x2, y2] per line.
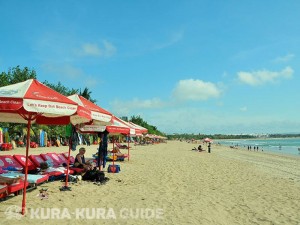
[43, 80, 78, 96]
[0, 65, 37, 87]
[80, 87, 96, 103]
[130, 115, 165, 136]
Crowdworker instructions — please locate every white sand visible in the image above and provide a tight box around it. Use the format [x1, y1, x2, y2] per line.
[0, 141, 299, 225]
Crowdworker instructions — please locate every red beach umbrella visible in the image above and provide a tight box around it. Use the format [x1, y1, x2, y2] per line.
[0, 79, 84, 215]
[68, 94, 112, 125]
[203, 137, 213, 143]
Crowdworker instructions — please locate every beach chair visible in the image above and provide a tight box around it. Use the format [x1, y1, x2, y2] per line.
[40, 153, 75, 175]
[42, 153, 84, 174]
[116, 143, 131, 149]
[0, 184, 8, 199]
[1, 172, 48, 189]
[28, 154, 66, 177]
[1, 179, 29, 197]
[0, 155, 49, 187]
[0, 155, 23, 172]
[61, 152, 75, 164]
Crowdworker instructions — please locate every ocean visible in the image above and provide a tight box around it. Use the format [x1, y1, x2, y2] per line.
[216, 138, 300, 156]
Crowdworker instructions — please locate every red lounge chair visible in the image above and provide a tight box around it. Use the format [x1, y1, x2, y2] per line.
[0, 184, 8, 199]
[62, 152, 75, 164]
[6, 180, 29, 196]
[0, 155, 49, 186]
[40, 153, 74, 175]
[0, 155, 23, 171]
[116, 143, 131, 149]
[28, 155, 64, 177]
[42, 153, 84, 174]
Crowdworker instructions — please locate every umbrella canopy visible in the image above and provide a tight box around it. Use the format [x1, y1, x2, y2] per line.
[106, 116, 131, 135]
[0, 79, 78, 123]
[68, 94, 112, 126]
[128, 122, 148, 134]
[203, 137, 213, 143]
[78, 115, 130, 135]
[0, 79, 86, 215]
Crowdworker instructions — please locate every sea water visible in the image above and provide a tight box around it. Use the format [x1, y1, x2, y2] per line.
[217, 138, 300, 156]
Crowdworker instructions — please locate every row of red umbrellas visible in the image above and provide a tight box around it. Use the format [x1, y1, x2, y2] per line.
[0, 79, 147, 215]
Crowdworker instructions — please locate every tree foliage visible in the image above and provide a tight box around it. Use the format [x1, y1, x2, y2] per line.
[43, 80, 79, 96]
[0, 66, 168, 141]
[0, 65, 37, 87]
[80, 87, 96, 103]
[130, 115, 165, 136]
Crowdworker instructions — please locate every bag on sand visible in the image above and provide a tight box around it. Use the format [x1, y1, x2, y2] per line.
[82, 169, 107, 183]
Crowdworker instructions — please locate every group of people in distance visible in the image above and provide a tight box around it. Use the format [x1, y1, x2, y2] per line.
[192, 144, 205, 152]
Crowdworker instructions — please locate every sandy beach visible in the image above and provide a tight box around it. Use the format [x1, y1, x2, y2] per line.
[0, 141, 300, 225]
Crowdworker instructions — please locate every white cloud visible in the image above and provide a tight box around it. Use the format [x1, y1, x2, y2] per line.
[79, 40, 116, 57]
[237, 67, 293, 86]
[153, 30, 184, 50]
[172, 79, 221, 101]
[273, 54, 295, 63]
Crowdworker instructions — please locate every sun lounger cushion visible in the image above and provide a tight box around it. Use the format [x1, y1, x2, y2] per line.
[1, 172, 48, 185]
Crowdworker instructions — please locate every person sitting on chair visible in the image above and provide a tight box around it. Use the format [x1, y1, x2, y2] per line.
[74, 147, 93, 171]
[111, 146, 125, 157]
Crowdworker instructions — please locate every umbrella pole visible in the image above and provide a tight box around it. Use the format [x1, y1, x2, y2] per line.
[21, 118, 32, 215]
[64, 136, 72, 188]
[98, 140, 102, 171]
[112, 136, 115, 173]
[127, 134, 130, 161]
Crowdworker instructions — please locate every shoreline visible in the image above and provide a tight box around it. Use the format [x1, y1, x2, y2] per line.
[1, 141, 300, 225]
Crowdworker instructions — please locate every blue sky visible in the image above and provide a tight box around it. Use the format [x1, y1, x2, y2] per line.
[1, 0, 300, 134]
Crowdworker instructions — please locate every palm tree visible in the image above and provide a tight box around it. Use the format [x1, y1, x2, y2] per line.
[80, 87, 96, 103]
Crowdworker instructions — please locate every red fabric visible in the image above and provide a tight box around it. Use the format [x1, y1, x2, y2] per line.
[0, 185, 7, 194]
[62, 153, 75, 164]
[40, 154, 74, 175]
[13, 155, 36, 171]
[6, 180, 29, 195]
[29, 155, 64, 176]
[0, 98, 23, 110]
[0, 155, 23, 171]
[77, 95, 112, 116]
[24, 80, 76, 104]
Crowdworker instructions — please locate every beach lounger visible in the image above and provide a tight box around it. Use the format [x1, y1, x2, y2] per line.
[116, 143, 131, 149]
[40, 153, 75, 175]
[28, 154, 65, 177]
[61, 152, 75, 164]
[0, 155, 23, 172]
[0, 176, 29, 198]
[1, 172, 48, 187]
[0, 155, 49, 186]
[0, 184, 8, 199]
[5, 180, 28, 196]
[41, 152, 84, 174]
